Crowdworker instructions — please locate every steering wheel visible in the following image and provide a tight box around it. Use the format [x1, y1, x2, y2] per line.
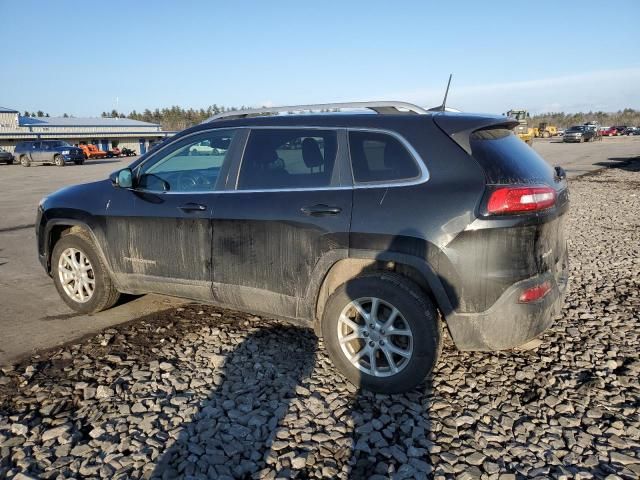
[271, 157, 285, 171]
[177, 172, 201, 191]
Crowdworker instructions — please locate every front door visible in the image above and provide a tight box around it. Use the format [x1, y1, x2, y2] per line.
[104, 128, 241, 300]
[210, 128, 353, 318]
[33, 141, 48, 162]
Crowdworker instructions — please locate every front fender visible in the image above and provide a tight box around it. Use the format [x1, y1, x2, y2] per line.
[39, 216, 114, 286]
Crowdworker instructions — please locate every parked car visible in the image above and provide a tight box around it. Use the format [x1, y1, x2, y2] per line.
[79, 144, 107, 160]
[613, 126, 628, 136]
[36, 102, 570, 393]
[623, 127, 639, 135]
[600, 126, 618, 136]
[563, 125, 598, 142]
[0, 147, 14, 164]
[14, 140, 84, 167]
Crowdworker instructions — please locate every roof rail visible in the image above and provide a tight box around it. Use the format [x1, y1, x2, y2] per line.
[204, 101, 429, 122]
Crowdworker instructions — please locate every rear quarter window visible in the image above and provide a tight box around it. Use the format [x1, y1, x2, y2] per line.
[470, 128, 556, 185]
[348, 131, 420, 183]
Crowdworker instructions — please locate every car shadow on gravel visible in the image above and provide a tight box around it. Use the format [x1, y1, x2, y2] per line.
[151, 325, 319, 479]
[151, 326, 434, 479]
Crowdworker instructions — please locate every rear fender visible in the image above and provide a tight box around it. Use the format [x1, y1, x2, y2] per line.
[305, 249, 455, 335]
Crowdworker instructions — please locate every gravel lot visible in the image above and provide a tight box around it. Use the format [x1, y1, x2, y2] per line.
[1, 159, 639, 479]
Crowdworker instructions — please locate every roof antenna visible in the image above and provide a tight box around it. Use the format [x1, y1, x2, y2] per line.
[428, 74, 453, 112]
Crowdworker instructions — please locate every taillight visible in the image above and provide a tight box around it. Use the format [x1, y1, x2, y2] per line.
[518, 281, 552, 303]
[486, 186, 556, 215]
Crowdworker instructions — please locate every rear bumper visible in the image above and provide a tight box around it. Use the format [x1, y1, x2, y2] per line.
[445, 250, 569, 351]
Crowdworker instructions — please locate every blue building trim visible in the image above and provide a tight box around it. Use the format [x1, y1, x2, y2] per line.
[0, 131, 175, 137]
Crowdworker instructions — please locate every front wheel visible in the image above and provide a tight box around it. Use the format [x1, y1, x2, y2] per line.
[321, 273, 442, 394]
[54, 155, 65, 167]
[52, 232, 120, 313]
[20, 155, 30, 167]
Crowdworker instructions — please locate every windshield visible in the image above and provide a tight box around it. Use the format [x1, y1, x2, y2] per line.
[49, 141, 72, 148]
[567, 126, 584, 132]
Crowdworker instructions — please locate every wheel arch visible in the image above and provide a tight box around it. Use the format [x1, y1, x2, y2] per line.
[310, 250, 454, 336]
[44, 219, 110, 277]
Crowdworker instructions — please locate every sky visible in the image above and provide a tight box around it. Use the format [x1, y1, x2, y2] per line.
[2, 0, 639, 117]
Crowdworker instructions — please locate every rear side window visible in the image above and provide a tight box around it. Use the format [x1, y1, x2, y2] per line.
[348, 131, 420, 183]
[470, 128, 556, 185]
[238, 129, 337, 190]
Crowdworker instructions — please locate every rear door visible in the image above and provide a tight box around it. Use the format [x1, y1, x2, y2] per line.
[103, 128, 242, 300]
[210, 127, 353, 318]
[29, 142, 43, 162]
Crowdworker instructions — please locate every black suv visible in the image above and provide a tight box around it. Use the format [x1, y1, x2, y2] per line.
[36, 102, 569, 393]
[14, 140, 84, 167]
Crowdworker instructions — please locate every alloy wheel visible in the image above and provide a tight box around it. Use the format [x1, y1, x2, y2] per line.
[337, 297, 413, 377]
[57, 247, 95, 303]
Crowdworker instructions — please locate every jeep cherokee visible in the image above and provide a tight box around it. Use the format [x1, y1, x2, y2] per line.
[36, 102, 569, 393]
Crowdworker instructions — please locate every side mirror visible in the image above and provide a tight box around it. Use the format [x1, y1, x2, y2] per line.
[110, 168, 133, 188]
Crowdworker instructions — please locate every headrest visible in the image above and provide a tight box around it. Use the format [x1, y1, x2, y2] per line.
[302, 138, 324, 169]
[384, 140, 406, 169]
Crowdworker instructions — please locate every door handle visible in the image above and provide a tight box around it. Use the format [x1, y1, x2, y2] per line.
[300, 204, 342, 216]
[179, 203, 207, 212]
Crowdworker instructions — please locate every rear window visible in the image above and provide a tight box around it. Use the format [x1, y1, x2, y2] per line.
[470, 128, 556, 185]
[238, 129, 337, 190]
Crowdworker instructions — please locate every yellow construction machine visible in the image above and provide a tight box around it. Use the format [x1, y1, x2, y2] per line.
[506, 109, 534, 146]
[534, 122, 558, 138]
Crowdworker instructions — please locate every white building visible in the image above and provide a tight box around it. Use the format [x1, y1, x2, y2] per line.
[0, 106, 173, 155]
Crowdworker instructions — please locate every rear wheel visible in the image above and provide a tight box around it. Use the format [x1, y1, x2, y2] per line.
[321, 273, 442, 393]
[20, 155, 30, 167]
[51, 232, 120, 313]
[74, 159, 84, 165]
[54, 155, 65, 167]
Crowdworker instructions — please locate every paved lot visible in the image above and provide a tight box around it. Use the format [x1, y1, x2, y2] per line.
[0, 159, 638, 478]
[0, 136, 638, 365]
[0, 158, 186, 365]
[532, 135, 640, 177]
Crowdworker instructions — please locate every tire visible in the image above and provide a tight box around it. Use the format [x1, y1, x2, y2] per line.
[74, 160, 84, 165]
[20, 155, 30, 167]
[54, 155, 65, 167]
[543, 131, 550, 138]
[51, 232, 120, 314]
[321, 273, 442, 394]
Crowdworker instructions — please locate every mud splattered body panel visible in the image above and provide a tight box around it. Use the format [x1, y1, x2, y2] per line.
[211, 190, 351, 318]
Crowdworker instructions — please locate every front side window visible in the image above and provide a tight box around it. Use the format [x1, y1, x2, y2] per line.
[138, 129, 237, 192]
[238, 129, 337, 190]
[348, 131, 420, 183]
